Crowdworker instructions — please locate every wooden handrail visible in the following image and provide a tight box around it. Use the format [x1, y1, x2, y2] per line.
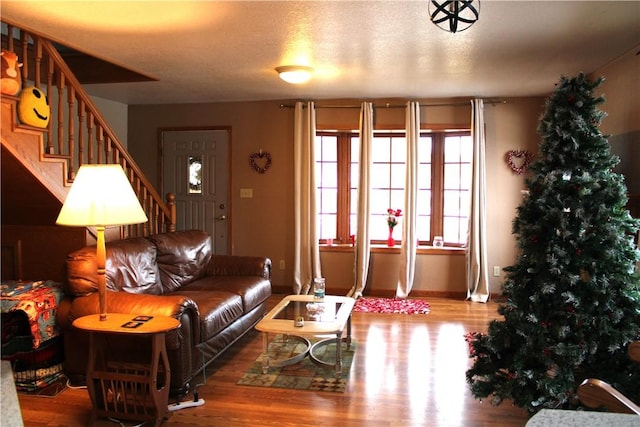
[1, 20, 175, 237]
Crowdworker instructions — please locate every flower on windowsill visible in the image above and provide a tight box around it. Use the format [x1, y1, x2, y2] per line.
[387, 208, 402, 229]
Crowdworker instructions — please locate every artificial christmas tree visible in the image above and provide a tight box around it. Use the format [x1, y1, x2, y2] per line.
[466, 74, 640, 413]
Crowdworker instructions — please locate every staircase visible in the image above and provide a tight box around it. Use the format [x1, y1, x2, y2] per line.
[1, 21, 175, 238]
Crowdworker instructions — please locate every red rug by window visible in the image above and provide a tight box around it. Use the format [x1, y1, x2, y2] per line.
[353, 298, 431, 314]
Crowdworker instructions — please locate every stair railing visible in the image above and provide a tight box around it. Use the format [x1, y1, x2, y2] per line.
[1, 20, 175, 238]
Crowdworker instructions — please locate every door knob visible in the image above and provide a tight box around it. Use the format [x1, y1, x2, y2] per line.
[216, 215, 227, 221]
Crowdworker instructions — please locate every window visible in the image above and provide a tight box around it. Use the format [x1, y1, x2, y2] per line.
[316, 130, 471, 247]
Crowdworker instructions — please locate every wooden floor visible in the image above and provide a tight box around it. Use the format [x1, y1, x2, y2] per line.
[17, 296, 531, 427]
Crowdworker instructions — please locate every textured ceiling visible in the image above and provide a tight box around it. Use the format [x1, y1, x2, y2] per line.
[2, 1, 639, 105]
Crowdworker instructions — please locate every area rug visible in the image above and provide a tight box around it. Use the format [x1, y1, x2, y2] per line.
[353, 297, 431, 314]
[237, 335, 355, 393]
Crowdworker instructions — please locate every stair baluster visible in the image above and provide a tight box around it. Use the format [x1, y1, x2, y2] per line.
[1, 19, 176, 238]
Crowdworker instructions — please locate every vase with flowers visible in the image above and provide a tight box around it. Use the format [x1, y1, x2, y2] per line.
[386, 208, 402, 247]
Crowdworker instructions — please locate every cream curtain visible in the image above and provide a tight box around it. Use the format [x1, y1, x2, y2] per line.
[466, 98, 490, 302]
[396, 101, 420, 299]
[348, 102, 373, 299]
[293, 101, 322, 295]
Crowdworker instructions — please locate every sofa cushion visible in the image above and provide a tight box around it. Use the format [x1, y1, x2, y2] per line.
[184, 276, 271, 314]
[66, 237, 162, 297]
[148, 230, 212, 293]
[171, 290, 244, 341]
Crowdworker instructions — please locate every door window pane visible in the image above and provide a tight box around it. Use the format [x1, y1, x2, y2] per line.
[188, 156, 202, 194]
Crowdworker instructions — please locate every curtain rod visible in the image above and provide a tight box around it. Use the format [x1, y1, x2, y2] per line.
[279, 100, 506, 109]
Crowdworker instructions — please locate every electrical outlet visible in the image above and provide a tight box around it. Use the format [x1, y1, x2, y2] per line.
[240, 188, 253, 198]
[279, 260, 285, 270]
[493, 266, 501, 277]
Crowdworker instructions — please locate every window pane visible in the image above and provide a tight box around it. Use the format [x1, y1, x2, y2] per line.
[370, 164, 391, 188]
[390, 190, 404, 212]
[370, 189, 390, 214]
[391, 137, 406, 162]
[418, 163, 431, 189]
[417, 189, 432, 215]
[350, 189, 358, 213]
[322, 138, 338, 161]
[443, 216, 467, 245]
[351, 163, 360, 188]
[319, 213, 337, 239]
[188, 156, 202, 194]
[460, 164, 472, 191]
[350, 214, 357, 238]
[444, 137, 461, 162]
[418, 136, 432, 162]
[443, 190, 462, 216]
[372, 137, 391, 162]
[321, 162, 338, 188]
[444, 164, 461, 189]
[351, 137, 360, 160]
[321, 188, 338, 213]
[390, 164, 406, 188]
[459, 136, 473, 163]
[416, 215, 431, 241]
[369, 213, 388, 240]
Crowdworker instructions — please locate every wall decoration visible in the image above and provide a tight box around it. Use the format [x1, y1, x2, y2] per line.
[249, 150, 272, 174]
[1, 50, 23, 95]
[18, 86, 50, 128]
[505, 149, 533, 175]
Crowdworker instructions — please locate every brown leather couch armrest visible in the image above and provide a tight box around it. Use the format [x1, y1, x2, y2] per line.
[61, 292, 199, 328]
[208, 255, 271, 280]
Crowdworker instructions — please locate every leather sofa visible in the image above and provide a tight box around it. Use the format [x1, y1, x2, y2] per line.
[56, 230, 271, 398]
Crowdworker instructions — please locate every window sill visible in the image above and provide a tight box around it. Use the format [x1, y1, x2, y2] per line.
[320, 244, 466, 255]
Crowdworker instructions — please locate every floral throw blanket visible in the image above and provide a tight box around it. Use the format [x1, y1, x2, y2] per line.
[1, 281, 64, 349]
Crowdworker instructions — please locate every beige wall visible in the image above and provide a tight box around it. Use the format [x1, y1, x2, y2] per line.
[591, 44, 640, 195]
[129, 97, 544, 295]
[593, 44, 640, 136]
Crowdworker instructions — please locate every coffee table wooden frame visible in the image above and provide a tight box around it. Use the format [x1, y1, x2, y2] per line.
[256, 294, 355, 378]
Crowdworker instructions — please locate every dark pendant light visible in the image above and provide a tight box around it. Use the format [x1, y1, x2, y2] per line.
[429, 0, 480, 33]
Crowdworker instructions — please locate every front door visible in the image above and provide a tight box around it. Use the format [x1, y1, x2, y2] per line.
[161, 129, 229, 254]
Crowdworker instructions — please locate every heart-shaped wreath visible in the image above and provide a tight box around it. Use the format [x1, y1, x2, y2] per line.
[249, 151, 272, 174]
[505, 150, 533, 175]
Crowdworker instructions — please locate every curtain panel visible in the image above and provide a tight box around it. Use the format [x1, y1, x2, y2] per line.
[293, 101, 322, 295]
[349, 102, 374, 299]
[466, 98, 490, 302]
[396, 101, 420, 299]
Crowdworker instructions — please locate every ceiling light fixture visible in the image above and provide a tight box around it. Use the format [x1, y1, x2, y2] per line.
[429, 0, 480, 33]
[275, 65, 314, 84]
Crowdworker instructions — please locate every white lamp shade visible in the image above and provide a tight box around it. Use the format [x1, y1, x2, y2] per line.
[56, 164, 148, 227]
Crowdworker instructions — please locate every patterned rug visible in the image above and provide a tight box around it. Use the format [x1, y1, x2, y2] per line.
[353, 297, 431, 314]
[237, 335, 355, 393]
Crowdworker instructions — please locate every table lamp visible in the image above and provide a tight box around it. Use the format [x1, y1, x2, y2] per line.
[56, 164, 148, 321]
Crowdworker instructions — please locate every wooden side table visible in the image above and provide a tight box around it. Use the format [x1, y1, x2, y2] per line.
[73, 313, 179, 427]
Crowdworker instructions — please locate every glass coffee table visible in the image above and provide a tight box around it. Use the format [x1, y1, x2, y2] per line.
[255, 294, 355, 378]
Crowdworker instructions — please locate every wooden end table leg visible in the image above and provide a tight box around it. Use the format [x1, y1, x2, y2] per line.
[150, 333, 172, 426]
[86, 332, 98, 426]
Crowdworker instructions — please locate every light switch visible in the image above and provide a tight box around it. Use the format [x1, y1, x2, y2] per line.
[240, 188, 253, 198]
